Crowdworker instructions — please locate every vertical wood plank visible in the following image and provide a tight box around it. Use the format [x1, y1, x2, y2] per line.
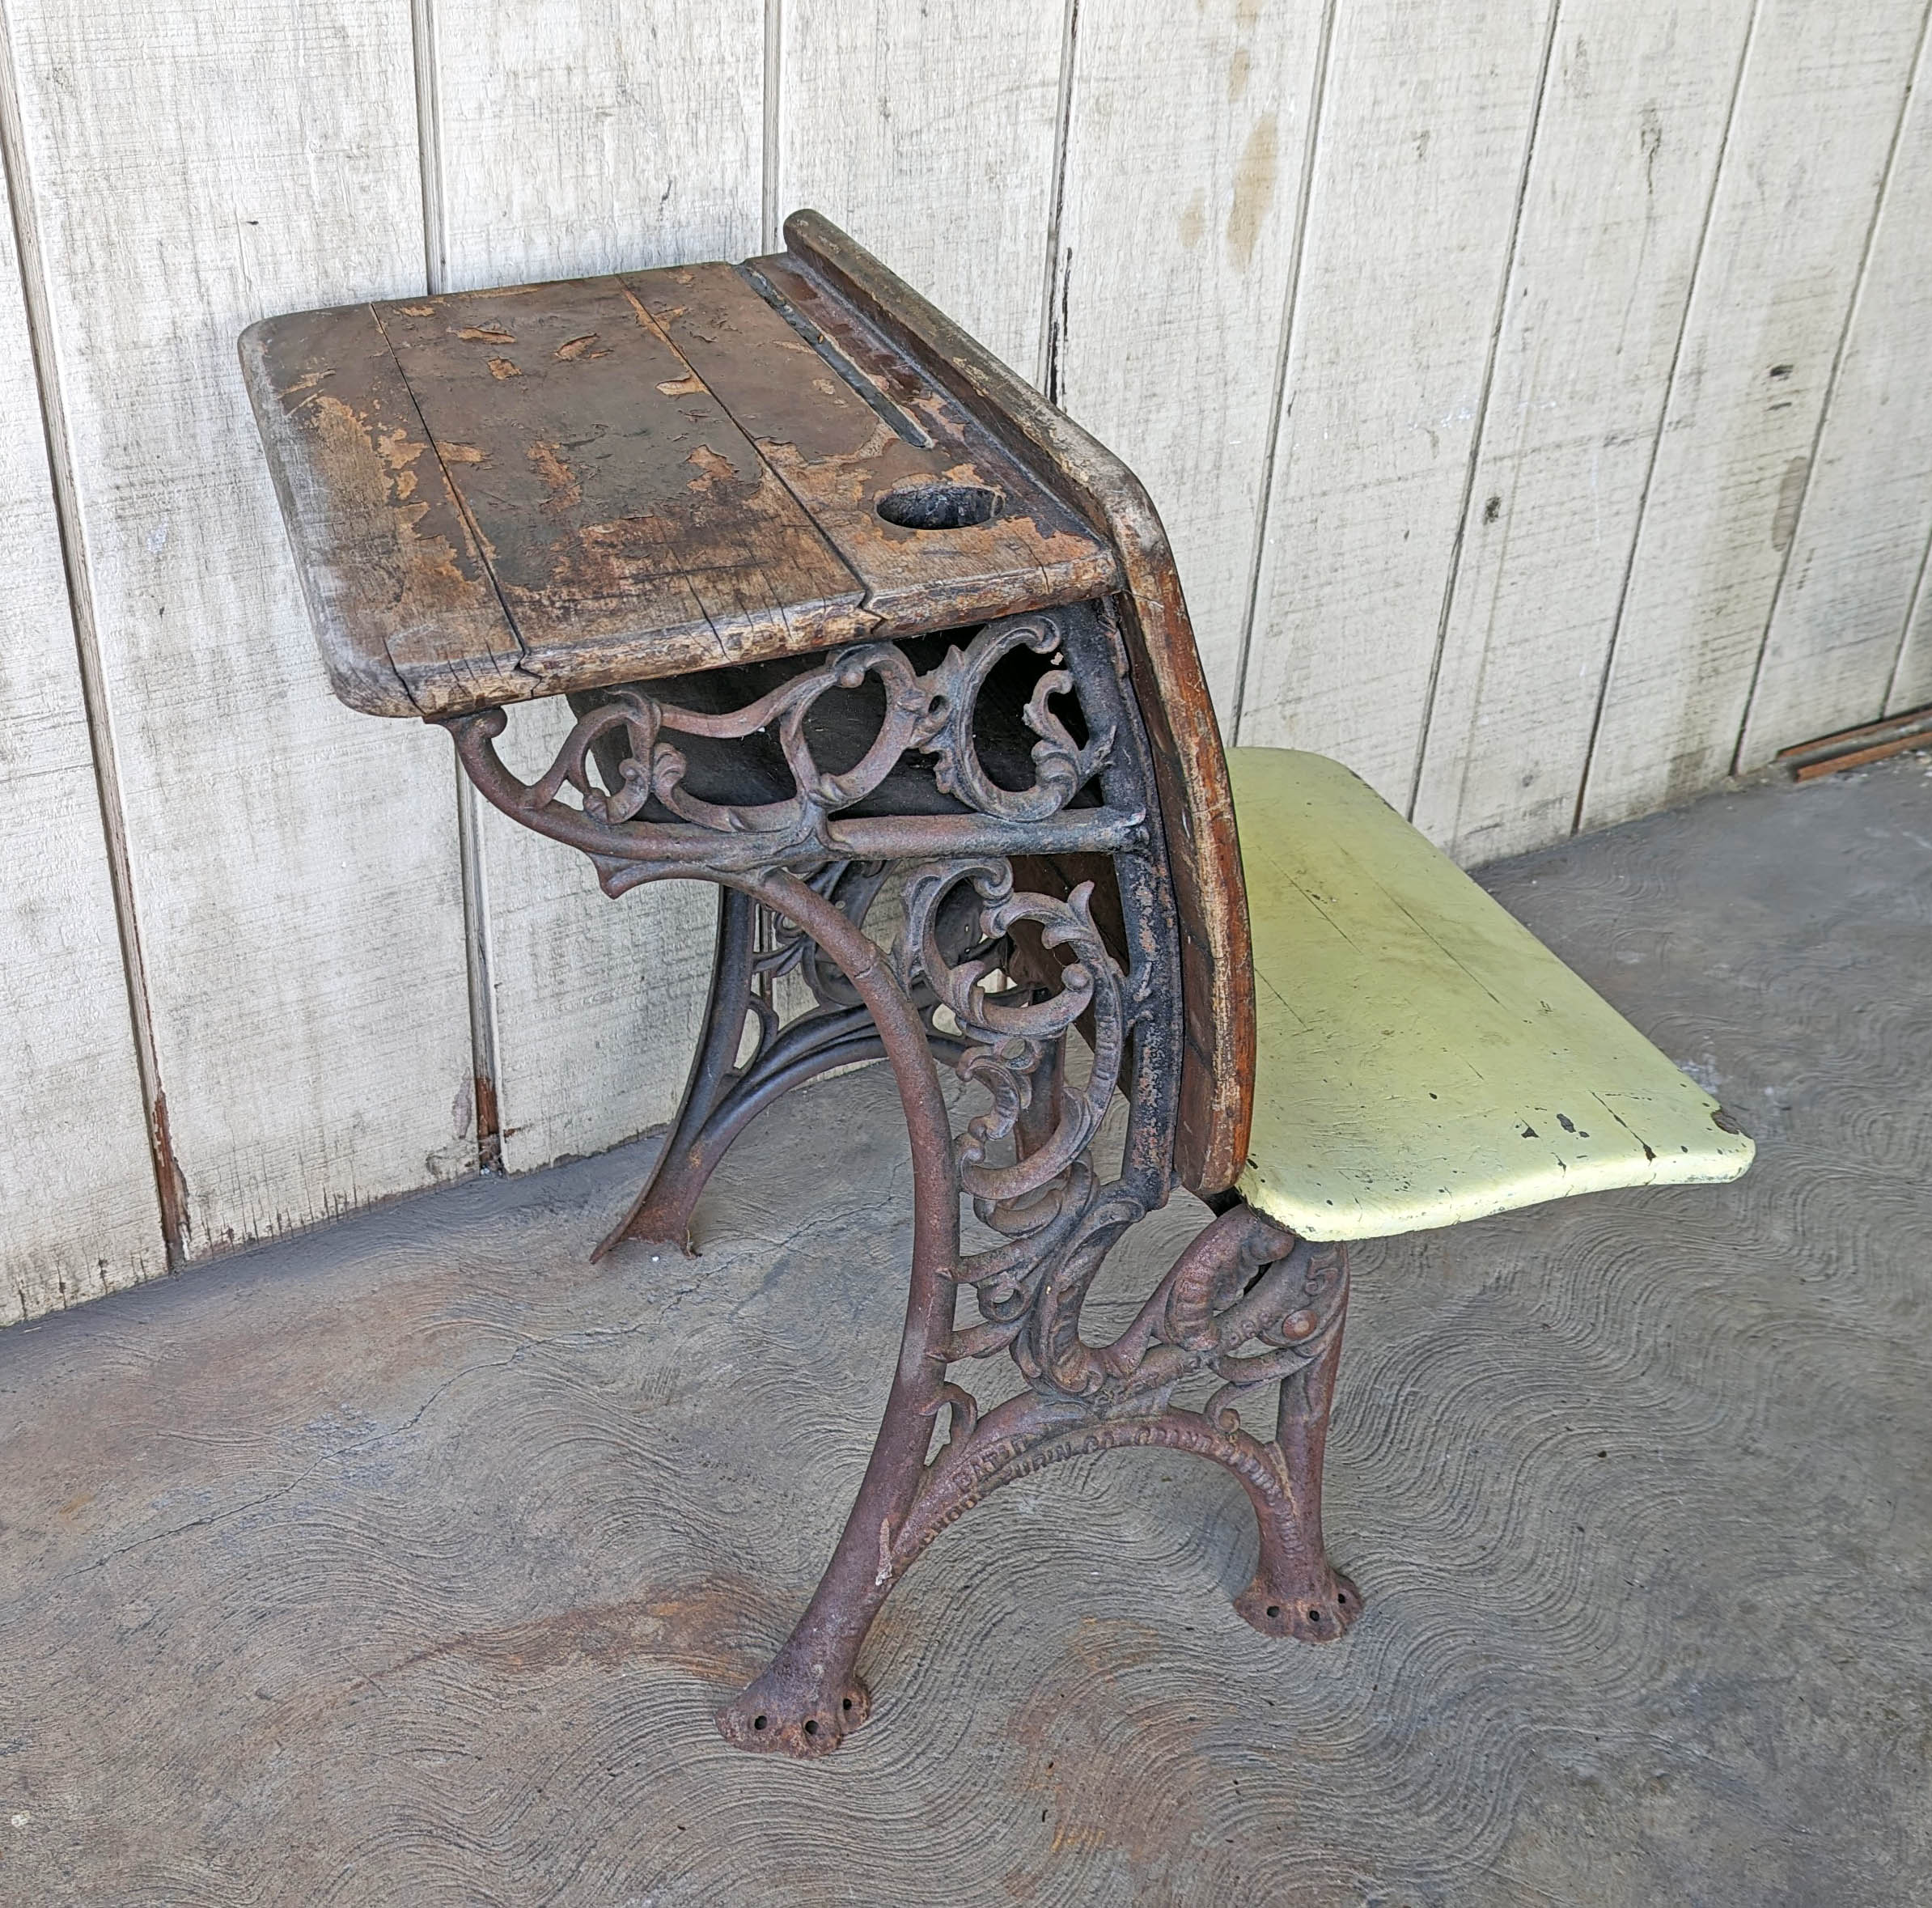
[431, 0, 764, 292]
[777, 0, 1068, 380]
[1236, 0, 1556, 808]
[4, 0, 475, 1256]
[426, 0, 763, 1172]
[1049, 0, 1328, 717]
[1411, 0, 1759, 864]
[1577, 0, 1930, 829]
[0, 151, 163, 1321]
[478, 702, 717, 1176]
[1887, 539, 1932, 717]
[1735, 36, 1932, 757]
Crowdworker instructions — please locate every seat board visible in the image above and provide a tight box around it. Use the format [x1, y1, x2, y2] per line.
[1229, 749, 1752, 1239]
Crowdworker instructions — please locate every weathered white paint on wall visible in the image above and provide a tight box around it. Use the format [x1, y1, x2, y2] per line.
[1050, 0, 1327, 718]
[1577, 0, 1930, 828]
[1411, 0, 1759, 864]
[424, 0, 761, 1173]
[3, 0, 1930, 1321]
[776, 0, 1068, 379]
[1236, 0, 1557, 806]
[0, 134, 164, 1322]
[1890, 533, 1932, 723]
[1738, 30, 1932, 761]
[0, 0, 476, 1262]
[429, 0, 765, 294]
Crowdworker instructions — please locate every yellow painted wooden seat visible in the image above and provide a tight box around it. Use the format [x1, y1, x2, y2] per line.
[1227, 748, 1754, 1240]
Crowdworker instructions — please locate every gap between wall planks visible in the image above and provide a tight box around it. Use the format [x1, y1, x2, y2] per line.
[1233, 0, 1560, 807]
[422, 0, 761, 1174]
[1409, 0, 1761, 867]
[1049, 0, 1329, 723]
[0, 46, 164, 1321]
[1575, 0, 1932, 832]
[0, 0, 476, 1262]
[1737, 23, 1932, 761]
[775, 0, 1067, 384]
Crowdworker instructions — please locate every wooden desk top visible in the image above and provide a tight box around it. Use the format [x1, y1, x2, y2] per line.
[244, 212, 1255, 1199]
[243, 249, 1119, 717]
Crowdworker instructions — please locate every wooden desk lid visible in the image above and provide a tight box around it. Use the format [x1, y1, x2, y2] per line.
[244, 213, 1256, 1200]
[242, 240, 1119, 718]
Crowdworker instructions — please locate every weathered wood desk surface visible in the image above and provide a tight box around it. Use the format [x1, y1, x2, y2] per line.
[243, 211, 1251, 1198]
[245, 261, 1117, 718]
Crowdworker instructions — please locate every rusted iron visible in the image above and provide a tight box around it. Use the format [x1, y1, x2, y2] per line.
[447, 600, 1356, 1757]
[239, 214, 1253, 1200]
[245, 215, 1349, 1762]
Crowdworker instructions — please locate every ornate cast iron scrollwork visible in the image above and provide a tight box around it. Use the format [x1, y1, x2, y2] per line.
[443, 599, 1358, 1760]
[879, 850, 1355, 1648]
[516, 613, 1115, 856]
[898, 857, 1123, 1210]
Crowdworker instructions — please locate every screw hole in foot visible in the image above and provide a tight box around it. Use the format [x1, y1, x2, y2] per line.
[1265, 1604, 1281, 1618]
[1307, 1607, 1321, 1622]
[803, 1719, 819, 1737]
[752, 1715, 767, 1732]
[841, 1697, 853, 1711]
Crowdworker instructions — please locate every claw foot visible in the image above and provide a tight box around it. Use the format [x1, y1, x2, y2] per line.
[1235, 1567, 1361, 1643]
[715, 1667, 871, 1757]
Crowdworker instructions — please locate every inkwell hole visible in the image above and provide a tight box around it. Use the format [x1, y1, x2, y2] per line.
[876, 481, 1001, 530]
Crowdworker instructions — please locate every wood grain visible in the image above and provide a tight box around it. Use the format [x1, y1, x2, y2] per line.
[374, 277, 871, 703]
[0, 138, 164, 1321]
[639, 262, 1117, 630]
[422, 0, 765, 1173]
[1576, 0, 1931, 829]
[426, 0, 763, 295]
[2, 0, 476, 1257]
[1236, 0, 1557, 809]
[239, 299, 527, 718]
[775, 0, 1067, 380]
[1411, 0, 1759, 864]
[1889, 549, 1932, 719]
[1736, 38, 1932, 761]
[1049, 0, 1327, 716]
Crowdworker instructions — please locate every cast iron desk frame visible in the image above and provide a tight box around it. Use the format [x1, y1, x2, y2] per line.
[244, 213, 1353, 1758]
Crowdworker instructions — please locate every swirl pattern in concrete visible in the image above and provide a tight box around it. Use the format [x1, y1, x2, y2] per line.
[3, 753, 1929, 1904]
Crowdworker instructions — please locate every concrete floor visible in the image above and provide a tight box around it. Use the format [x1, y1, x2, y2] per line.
[4, 755, 1930, 1906]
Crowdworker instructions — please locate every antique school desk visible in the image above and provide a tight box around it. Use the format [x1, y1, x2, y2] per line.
[243, 212, 1753, 1757]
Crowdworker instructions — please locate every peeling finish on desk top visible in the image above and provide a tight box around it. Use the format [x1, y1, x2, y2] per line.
[240, 258, 1119, 719]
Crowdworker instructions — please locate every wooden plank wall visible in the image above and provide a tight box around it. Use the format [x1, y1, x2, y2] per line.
[3, 0, 1929, 1321]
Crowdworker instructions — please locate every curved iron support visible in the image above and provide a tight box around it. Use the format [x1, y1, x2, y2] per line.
[439, 609, 1358, 1760]
[703, 865, 963, 1756]
[595, 876, 968, 1261]
[595, 885, 759, 1258]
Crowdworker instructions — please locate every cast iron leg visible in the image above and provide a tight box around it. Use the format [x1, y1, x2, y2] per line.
[712, 869, 960, 1758]
[594, 887, 759, 1259]
[440, 621, 1362, 1766]
[879, 1214, 1362, 1651]
[1230, 1249, 1361, 1641]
